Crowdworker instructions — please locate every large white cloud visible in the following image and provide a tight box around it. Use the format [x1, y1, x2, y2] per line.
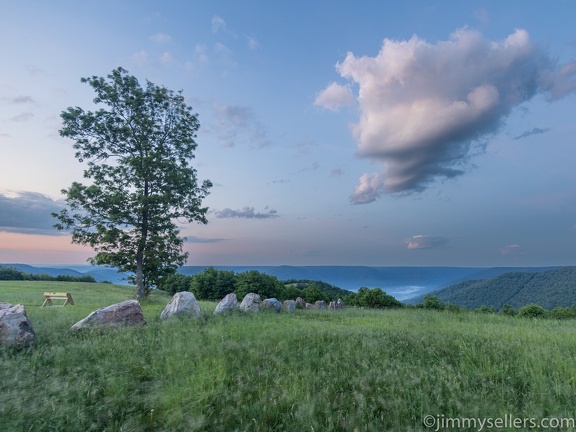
[319, 28, 576, 202]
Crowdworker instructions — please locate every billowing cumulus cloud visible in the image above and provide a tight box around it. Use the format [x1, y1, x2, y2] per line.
[215, 207, 278, 219]
[314, 82, 355, 111]
[405, 235, 448, 250]
[0, 191, 64, 235]
[318, 28, 576, 202]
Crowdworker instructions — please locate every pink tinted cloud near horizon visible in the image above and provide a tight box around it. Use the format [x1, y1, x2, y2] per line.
[316, 28, 576, 202]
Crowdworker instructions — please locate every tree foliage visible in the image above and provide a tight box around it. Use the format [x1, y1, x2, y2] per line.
[426, 267, 576, 311]
[517, 304, 549, 319]
[234, 270, 284, 300]
[422, 295, 445, 310]
[189, 267, 236, 300]
[53, 68, 211, 298]
[347, 287, 404, 309]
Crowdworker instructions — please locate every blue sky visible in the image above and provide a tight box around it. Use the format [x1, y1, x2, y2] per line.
[1, 1, 576, 267]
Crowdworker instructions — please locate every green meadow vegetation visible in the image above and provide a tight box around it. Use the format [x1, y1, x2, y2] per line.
[2, 281, 576, 431]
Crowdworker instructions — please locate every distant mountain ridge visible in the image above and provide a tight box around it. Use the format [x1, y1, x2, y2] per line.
[2, 263, 479, 298]
[406, 266, 576, 310]
[2, 263, 568, 303]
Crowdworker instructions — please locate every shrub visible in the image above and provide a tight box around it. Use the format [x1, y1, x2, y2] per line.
[423, 295, 445, 310]
[517, 304, 549, 319]
[499, 304, 516, 316]
[551, 306, 576, 320]
[158, 273, 193, 294]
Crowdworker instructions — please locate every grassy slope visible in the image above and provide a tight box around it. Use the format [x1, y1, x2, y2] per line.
[2, 281, 576, 431]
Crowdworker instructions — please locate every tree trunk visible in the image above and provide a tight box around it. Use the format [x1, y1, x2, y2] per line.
[135, 250, 145, 299]
[136, 179, 149, 300]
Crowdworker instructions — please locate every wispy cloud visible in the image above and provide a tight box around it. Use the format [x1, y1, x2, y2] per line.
[2, 95, 35, 104]
[149, 33, 171, 43]
[500, 244, 522, 256]
[513, 127, 550, 140]
[10, 112, 34, 122]
[0, 191, 64, 235]
[405, 235, 448, 250]
[330, 166, 344, 177]
[318, 28, 576, 200]
[247, 36, 260, 50]
[214, 207, 278, 219]
[211, 15, 226, 33]
[210, 102, 272, 148]
[185, 236, 225, 243]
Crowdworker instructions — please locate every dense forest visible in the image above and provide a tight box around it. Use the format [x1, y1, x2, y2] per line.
[419, 267, 576, 310]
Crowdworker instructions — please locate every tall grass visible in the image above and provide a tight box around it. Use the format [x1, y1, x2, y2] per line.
[2, 281, 576, 431]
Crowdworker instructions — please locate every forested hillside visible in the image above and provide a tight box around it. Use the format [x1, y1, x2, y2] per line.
[419, 267, 576, 310]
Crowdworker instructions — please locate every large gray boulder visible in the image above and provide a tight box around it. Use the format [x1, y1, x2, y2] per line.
[313, 300, 328, 309]
[295, 297, 306, 309]
[283, 300, 296, 311]
[160, 291, 203, 320]
[0, 303, 35, 347]
[262, 298, 283, 312]
[336, 298, 345, 309]
[71, 300, 146, 331]
[214, 293, 238, 314]
[240, 293, 261, 313]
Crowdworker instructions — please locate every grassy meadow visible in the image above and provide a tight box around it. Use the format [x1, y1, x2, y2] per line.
[2, 281, 576, 431]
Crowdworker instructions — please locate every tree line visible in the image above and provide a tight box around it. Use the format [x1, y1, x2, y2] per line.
[415, 294, 576, 320]
[0, 265, 97, 283]
[159, 267, 404, 308]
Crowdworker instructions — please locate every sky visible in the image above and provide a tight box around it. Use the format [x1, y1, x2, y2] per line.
[1, 0, 576, 267]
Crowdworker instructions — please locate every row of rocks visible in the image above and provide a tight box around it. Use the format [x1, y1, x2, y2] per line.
[0, 293, 346, 345]
[213, 293, 345, 315]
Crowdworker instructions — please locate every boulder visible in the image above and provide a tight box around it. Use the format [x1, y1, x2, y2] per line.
[214, 293, 238, 314]
[313, 300, 328, 309]
[71, 300, 146, 331]
[0, 303, 35, 347]
[283, 300, 296, 311]
[328, 299, 345, 310]
[160, 291, 203, 320]
[240, 293, 261, 313]
[295, 297, 306, 309]
[261, 298, 283, 312]
[305, 303, 314, 309]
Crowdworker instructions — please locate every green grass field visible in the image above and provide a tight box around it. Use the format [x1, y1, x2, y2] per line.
[2, 281, 576, 431]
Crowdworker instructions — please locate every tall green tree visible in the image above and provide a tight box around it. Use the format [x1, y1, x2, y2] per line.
[53, 68, 212, 299]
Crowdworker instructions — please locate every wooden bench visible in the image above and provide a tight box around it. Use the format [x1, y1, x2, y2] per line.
[41, 292, 75, 307]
